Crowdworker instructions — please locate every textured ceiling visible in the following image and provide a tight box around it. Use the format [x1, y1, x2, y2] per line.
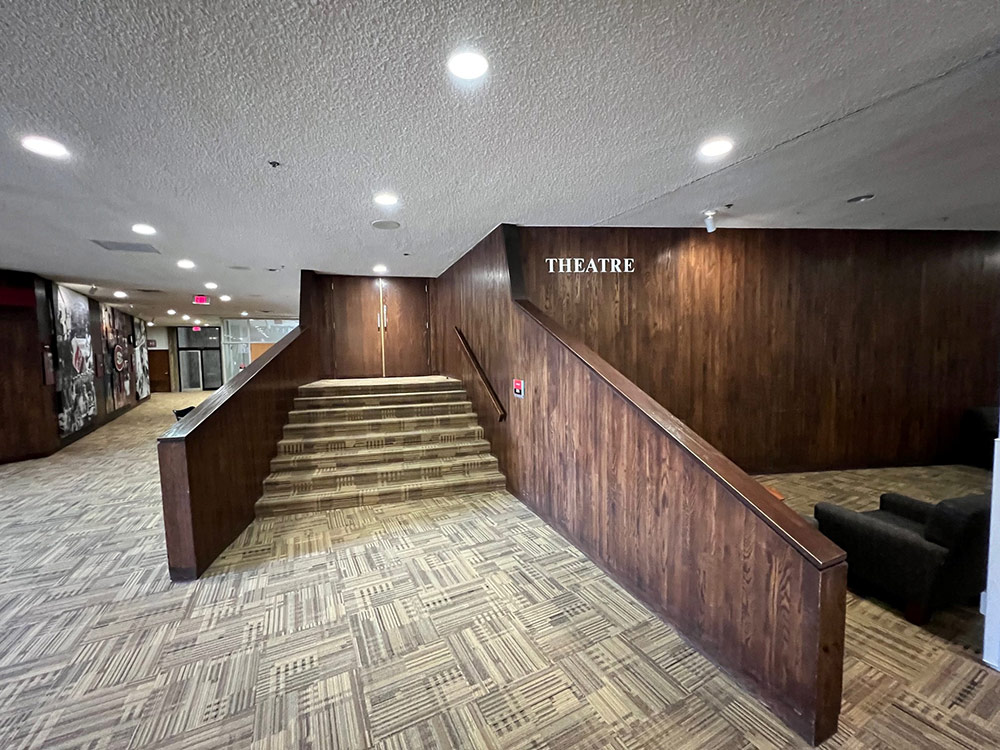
[1, 1, 999, 321]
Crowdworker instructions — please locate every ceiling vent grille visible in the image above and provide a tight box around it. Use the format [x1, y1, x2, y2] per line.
[91, 240, 160, 254]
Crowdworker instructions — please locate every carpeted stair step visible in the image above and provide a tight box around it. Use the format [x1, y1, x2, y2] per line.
[263, 454, 499, 496]
[293, 389, 467, 410]
[277, 425, 485, 455]
[255, 471, 507, 517]
[298, 376, 462, 397]
[270, 439, 491, 472]
[283, 413, 478, 438]
[287, 400, 473, 424]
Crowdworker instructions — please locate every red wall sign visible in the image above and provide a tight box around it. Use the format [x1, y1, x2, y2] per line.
[513, 378, 524, 398]
[193, 295, 210, 305]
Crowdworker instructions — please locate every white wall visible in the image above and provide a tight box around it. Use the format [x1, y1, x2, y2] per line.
[146, 326, 171, 350]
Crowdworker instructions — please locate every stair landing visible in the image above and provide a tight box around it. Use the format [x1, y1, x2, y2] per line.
[256, 376, 506, 517]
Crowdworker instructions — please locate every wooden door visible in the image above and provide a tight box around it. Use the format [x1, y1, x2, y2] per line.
[332, 276, 383, 377]
[382, 278, 430, 376]
[149, 349, 172, 392]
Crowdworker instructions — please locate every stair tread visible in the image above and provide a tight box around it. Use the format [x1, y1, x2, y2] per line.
[278, 426, 483, 449]
[266, 454, 497, 483]
[295, 389, 466, 402]
[289, 401, 472, 416]
[256, 471, 505, 506]
[272, 438, 489, 462]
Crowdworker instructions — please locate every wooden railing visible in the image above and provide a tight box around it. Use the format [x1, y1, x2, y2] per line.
[157, 326, 317, 580]
[431, 224, 848, 744]
[454, 326, 506, 422]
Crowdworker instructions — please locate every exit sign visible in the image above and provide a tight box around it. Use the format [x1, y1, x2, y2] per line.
[193, 295, 211, 305]
[513, 378, 524, 398]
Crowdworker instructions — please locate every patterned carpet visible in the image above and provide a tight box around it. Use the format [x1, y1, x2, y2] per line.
[1, 394, 999, 749]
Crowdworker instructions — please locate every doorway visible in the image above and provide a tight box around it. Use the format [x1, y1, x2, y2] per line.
[149, 349, 172, 393]
[332, 276, 430, 377]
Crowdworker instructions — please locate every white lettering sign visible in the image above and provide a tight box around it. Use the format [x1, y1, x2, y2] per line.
[545, 258, 635, 273]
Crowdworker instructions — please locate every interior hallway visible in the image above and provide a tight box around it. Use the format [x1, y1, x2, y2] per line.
[0, 395, 998, 749]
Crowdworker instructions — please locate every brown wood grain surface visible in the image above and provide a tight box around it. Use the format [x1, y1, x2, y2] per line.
[430, 225, 847, 744]
[381, 277, 430, 377]
[148, 349, 171, 393]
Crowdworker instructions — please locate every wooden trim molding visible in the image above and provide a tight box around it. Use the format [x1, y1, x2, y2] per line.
[454, 327, 506, 422]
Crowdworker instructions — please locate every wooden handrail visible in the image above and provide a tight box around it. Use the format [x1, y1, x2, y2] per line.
[500, 224, 845, 570]
[454, 326, 506, 422]
[160, 327, 303, 440]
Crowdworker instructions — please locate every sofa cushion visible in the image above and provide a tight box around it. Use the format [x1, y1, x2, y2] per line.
[924, 494, 990, 549]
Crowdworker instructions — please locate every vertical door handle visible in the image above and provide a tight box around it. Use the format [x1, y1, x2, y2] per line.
[376, 312, 381, 331]
[383, 304, 388, 332]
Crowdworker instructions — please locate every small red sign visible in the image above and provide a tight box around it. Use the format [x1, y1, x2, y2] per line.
[192, 326, 201, 332]
[193, 295, 210, 305]
[513, 378, 524, 399]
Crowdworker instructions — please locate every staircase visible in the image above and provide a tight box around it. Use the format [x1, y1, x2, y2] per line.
[255, 376, 506, 517]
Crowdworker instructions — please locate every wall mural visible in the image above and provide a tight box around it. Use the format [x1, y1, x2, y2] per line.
[54, 285, 98, 437]
[100, 303, 134, 413]
[134, 319, 150, 400]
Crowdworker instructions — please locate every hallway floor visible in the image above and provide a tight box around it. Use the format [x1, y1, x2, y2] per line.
[0, 395, 998, 749]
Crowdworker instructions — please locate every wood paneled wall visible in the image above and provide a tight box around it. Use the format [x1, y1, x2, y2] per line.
[430, 225, 847, 744]
[0, 272, 60, 463]
[520, 227, 1000, 472]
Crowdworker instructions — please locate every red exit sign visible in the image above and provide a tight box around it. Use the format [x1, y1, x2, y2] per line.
[193, 295, 211, 305]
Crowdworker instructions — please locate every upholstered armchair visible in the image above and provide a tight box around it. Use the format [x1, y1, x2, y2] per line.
[814, 492, 990, 624]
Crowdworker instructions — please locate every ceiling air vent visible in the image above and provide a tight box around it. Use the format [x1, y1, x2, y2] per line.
[91, 240, 161, 254]
[228, 265, 251, 270]
[136, 289, 163, 293]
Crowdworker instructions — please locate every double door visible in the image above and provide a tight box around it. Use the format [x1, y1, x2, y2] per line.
[333, 276, 430, 377]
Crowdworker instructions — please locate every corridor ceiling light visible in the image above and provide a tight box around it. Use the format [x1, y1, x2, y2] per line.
[204, 282, 218, 290]
[166, 308, 176, 315]
[373, 264, 387, 274]
[447, 50, 489, 80]
[113, 290, 128, 298]
[374, 192, 398, 206]
[177, 259, 196, 269]
[698, 137, 734, 158]
[131, 223, 156, 235]
[219, 294, 231, 302]
[21, 135, 70, 159]
[194, 319, 202, 325]
[182, 314, 190, 320]
[240, 311, 249, 316]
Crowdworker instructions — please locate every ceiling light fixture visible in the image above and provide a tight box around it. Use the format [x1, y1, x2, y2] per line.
[374, 192, 398, 206]
[131, 223, 156, 235]
[447, 50, 489, 80]
[113, 290, 128, 298]
[21, 135, 70, 159]
[698, 137, 734, 159]
[193, 319, 202, 325]
[703, 210, 717, 233]
[182, 314, 190, 321]
[372, 264, 387, 274]
[219, 294, 231, 302]
[166, 308, 176, 315]
[177, 259, 196, 269]
[204, 282, 218, 290]
[240, 311, 249, 316]
[371, 220, 400, 230]
[847, 194, 875, 203]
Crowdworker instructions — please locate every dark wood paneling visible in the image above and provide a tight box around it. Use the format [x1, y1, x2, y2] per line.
[149, 350, 172, 393]
[0, 272, 60, 463]
[158, 328, 317, 579]
[382, 277, 430, 376]
[299, 270, 337, 378]
[430, 225, 846, 744]
[520, 226, 1000, 472]
[331, 276, 383, 377]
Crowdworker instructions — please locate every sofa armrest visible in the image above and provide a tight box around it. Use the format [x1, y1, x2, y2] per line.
[815, 502, 947, 602]
[879, 493, 934, 524]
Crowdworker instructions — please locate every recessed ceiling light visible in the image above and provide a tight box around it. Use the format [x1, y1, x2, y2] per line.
[219, 294, 231, 302]
[166, 308, 176, 315]
[194, 319, 202, 325]
[21, 135, 70, 159]
[204, 282, 218, 290]
[374, 192, 398, 206]
[181, 314, 190, 321]
[240, 311, 249, 316]
[448, 50, 489, 80]
[698, 137, 734, 158]
[373, 264, 387, 274]
[177, 259, 196, 269]
[371, 220, 400, 230]
[148, 322, 155, 327]
[131, 223, 156, 235]
[847, 194, 875, 203]
[113, 290, 128, 299]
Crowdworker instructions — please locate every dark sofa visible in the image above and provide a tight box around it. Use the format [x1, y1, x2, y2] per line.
[814, 492, 990, 624]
